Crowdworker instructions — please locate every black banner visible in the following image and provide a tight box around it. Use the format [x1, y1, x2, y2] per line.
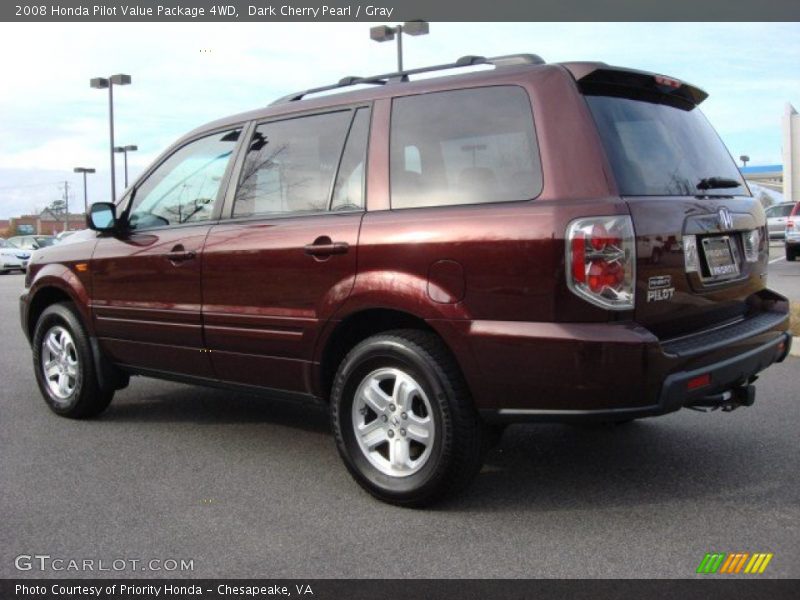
[2, 579, 800, 600]
[4, 0, 800, 22]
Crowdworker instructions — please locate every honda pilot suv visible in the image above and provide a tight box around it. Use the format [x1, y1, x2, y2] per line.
[21, 54, 792, 506]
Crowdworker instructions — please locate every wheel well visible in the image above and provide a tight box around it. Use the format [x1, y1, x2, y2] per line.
[27, 287, 72, 340]
[320, 309, 435, 402]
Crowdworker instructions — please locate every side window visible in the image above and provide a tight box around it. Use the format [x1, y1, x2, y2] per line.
[233, 111, 352, 217]
[765, 206, 778, 218]
[331, 108, 370, 211]
[127, 128, 241, 230]
[390, 86, 542, 209]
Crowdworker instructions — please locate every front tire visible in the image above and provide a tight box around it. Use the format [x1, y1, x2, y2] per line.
[32, 302, 114, 418]
[331, 330, 486, 507]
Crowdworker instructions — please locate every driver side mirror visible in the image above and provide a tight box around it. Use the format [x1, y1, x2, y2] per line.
[88, 202, 117, 232]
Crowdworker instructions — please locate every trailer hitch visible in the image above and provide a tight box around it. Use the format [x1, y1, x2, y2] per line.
[686, 384, 756, 412]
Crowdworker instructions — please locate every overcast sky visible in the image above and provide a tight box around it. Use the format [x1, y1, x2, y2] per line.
[0, 21, 797, 218]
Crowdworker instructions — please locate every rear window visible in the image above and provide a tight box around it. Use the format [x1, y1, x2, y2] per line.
[390, 86, 542, 209]
[586, 95, 748, 197]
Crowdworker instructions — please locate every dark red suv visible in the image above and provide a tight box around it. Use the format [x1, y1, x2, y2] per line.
[21, 55, 792, 505]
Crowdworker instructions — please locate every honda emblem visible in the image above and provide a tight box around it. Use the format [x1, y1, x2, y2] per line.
[718, 207, 733, 230]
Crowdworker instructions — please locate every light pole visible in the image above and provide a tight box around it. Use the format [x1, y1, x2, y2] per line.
[73, 167, 96, 214]
[90, 73, 131, 203]
[114, 144, 138, 189]
[370, 21, 429, 72]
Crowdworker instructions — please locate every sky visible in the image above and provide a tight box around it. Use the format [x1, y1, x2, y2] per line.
[0, 21, 798, 219]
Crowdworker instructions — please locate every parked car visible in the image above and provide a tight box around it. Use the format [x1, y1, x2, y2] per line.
[7, 235, 56, 251]
[20, 54, 791, 506]
[765, 201, 796, 240]
[0, 238, 31, 273]
[55, 231, 79, 243]
[785, 202, 800, 261]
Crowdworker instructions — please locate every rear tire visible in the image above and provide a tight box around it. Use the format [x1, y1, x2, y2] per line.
[32, 302, 114, 419]
[331, 329, 486, 507]
[787, 247, 797, 262]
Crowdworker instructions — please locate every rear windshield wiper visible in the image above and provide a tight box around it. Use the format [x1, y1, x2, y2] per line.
[696, 176, 741, 191]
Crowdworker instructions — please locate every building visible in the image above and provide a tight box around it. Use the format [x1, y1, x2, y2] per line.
[4, 210, 86, 236]
[741, 164, 783, 192]
[739, 102, 798, 202]
[783, 103, 799, 203]
[37, 208, 87, 235]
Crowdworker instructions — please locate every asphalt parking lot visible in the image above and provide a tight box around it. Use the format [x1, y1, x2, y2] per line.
[1, 248, 798, 579]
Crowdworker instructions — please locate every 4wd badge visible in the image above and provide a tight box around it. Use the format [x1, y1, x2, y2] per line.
[647, 275, 675, 302]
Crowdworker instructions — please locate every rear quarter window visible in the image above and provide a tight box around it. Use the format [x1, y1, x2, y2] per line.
[389, 86, 542, 209]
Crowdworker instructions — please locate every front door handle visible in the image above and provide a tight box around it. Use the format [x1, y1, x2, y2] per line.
[164, 244, 197, 263]
[304, 237, 349, 258]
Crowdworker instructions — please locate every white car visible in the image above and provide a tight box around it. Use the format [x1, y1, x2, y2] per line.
[0, 238, 31, 273]
[765, 202, 795, 240]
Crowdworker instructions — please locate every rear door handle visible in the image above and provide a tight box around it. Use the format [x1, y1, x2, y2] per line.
[304, 238, 349, 257]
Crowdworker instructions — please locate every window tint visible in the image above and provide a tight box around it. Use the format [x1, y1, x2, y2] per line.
[586, 95, 747, 197]
[390, 86, 541, 209]
[128, 129, 240, 230]
[234, 111, 352, 217]
[331, 108, 370, 211]
[767, 205, 792, 218]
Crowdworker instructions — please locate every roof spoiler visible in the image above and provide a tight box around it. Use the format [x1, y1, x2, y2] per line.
[576, 66, 708, 110]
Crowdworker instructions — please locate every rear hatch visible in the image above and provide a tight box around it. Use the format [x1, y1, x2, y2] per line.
[577, 67, 768, 340]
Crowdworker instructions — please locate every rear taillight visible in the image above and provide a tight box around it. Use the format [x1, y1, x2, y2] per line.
[788, 219, 795, 232]
[743, 229, 762, 263]
[566, 216, 636, 310]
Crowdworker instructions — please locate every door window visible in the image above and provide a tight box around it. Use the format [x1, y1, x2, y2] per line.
[233, 110, 357, 217]
[127, 129, 241, 230]
[331, 108, 370, 211]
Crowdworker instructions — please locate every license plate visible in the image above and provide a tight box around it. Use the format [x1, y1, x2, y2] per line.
[702, 236, 739, 278]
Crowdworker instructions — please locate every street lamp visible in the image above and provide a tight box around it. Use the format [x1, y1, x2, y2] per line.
[370, 20, 429, 72]
[114, 144, 138, 188]
[740, 155, 750, 168]
[90, 73, 132, 202]
[73, 167, 96, 214]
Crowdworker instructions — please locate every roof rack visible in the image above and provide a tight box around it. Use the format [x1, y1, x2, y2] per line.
[269, 53, 545, 106]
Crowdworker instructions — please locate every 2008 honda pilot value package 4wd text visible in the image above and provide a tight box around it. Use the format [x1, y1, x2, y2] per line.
[21, 54, 792, 506]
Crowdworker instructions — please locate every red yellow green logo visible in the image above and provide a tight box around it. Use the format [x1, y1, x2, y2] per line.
[697, 552, 773, 574]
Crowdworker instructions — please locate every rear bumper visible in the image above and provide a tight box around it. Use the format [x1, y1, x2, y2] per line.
[445, 289, 791, 423]
[658, 333, 789, 413]
[785, 229, 800, 245]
